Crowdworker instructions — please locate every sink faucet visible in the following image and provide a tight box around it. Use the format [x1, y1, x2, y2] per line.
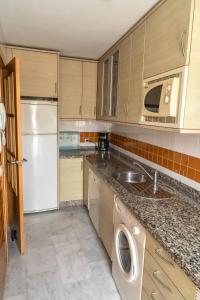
[133, 162, 158, 193]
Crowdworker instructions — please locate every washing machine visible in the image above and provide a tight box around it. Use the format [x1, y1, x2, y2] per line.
[112, 197, 146, 300]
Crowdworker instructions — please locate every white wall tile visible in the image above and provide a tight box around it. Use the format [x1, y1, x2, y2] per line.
[59, 120, 112, 132]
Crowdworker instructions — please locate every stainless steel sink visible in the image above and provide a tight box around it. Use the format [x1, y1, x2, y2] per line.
[112, 171, 175, 200]
[112, 171, 147, 184]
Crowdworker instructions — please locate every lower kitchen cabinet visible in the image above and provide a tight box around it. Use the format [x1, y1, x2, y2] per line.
[83, 158, 89, 208]
[59, 158, 83, 202]
[143, 231, 197, 300]
[99, 181, 115, 260]
[88, 169, 101, 235]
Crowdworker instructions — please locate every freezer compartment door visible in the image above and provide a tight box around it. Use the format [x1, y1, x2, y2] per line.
[22, 134, 58, 212]
[22, 100, 57, 134]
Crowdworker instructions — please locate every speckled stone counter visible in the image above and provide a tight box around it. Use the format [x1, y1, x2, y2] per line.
[59, 147, 97, 158]
[85, 150, 200, 289]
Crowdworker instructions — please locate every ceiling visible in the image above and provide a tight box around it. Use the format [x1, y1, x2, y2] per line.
[0, 0, 159, 59]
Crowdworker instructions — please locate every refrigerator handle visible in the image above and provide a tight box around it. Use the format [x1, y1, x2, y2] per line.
[7, 158, 28, 165]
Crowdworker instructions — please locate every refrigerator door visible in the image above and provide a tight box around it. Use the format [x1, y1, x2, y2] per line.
[21, 100, 57, 134]
[22, 134, 58, 212]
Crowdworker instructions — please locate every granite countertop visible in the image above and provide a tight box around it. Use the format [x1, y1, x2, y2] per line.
[59, 147, 97, 158]
[85, 150, 200, 289]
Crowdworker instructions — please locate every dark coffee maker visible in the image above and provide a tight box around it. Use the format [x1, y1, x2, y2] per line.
[98, 132, 109, 151]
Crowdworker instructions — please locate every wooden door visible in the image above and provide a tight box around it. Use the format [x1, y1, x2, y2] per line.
[3, 57, 25, 254]
[0, 56, 7, 300]
[82, 62, 97, 120]
[59, 59, 82, 119]
[12, 48, 58, 97]
[144, 0, 193, 78]
[117, 36, 132, 123]
[128, 22, 145, 124]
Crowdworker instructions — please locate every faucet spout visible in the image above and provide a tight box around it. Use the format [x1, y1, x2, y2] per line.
[133, 162, 158, 192]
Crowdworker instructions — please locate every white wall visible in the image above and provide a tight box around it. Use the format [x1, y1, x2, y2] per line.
[59, 120, 112, 132]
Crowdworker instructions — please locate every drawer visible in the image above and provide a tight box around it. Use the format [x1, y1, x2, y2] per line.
[143, 270, 165, 300]
[146, 231, 196, 300]
[144, 250, 184, 300]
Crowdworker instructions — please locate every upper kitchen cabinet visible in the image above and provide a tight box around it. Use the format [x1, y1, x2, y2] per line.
[117, 36, 132, 123]
[59, 58, 97, 120]
[0, 46, 13, 65]
[82, 61, 97, 119]
[59, 59, 82, 119]
[96, 61, 103, 119]
[12, 48, 58, 97]
[144, 0, 193, 78]
[96, 49, 119, 121]
[127, 22, 145, 124]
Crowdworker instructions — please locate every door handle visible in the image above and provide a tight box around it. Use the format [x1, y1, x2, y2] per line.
[7, 158, 28, 165]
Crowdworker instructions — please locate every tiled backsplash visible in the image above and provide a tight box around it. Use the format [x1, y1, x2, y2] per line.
[110, 133, 199, 184]
[80, 132, 99, 143]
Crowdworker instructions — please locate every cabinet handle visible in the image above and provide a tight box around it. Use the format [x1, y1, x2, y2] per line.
[123, 104, 126, 115]
[150, 292, 159, 300]
[155, 248, 174, 267]
[54, 82, 57, 94]
[153, 271, 172, 293]
[180, 30, 187, 57]
[94, 106, 96, 116]
[126, 104, 128, 116]
[81, 161, 83, 171]
[79, 105, 82, 116]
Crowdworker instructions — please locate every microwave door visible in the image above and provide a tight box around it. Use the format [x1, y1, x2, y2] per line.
[144, 84, 162, 114]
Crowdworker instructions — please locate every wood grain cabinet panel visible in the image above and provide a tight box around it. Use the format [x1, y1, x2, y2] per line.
[117, 36, 132, 123]
[96, 61, 103, 119]
[99, 182, 114, 259]
[82, 62, 97, 119]
[144, 0, 193, 78]
[145, 231, 196, 300]
[59, 158, 83, 202]
[12, 48, 58, 97]
[59, 59, 82, 119]
[83, 158, 89, 208]
[128, 22, 145, 124]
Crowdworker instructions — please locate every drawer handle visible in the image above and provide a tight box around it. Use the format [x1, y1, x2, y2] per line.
[150, 292, 159, 300]
[155, 248, 174, 267]
[153, 271, 172, 293]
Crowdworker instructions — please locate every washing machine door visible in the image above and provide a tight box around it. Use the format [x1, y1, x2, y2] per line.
[115, 223, 139, 283]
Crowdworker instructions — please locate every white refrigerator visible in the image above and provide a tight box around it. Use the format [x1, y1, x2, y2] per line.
[22, 99, 58, 213]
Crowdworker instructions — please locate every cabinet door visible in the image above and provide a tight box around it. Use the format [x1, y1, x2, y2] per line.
[88, 170, 100, 234]
[83, 158, 89, 208]
[96, 61, 103, 119]
[59, 59, 82, 119]
[144, 0, 193, 78]
[59, 158, 83, 201]
[12, 48, 58, 97]
[117, 36, 132, 123]
[82, 62, 97, 119]
[99, 182, 114, 259]
[128, 22, 145, 124]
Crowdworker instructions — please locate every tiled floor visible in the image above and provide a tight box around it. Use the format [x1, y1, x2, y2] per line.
[4, 206, 121, 300]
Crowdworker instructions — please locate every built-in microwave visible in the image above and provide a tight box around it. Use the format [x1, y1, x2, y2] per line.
[142, 76, 180, 118]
